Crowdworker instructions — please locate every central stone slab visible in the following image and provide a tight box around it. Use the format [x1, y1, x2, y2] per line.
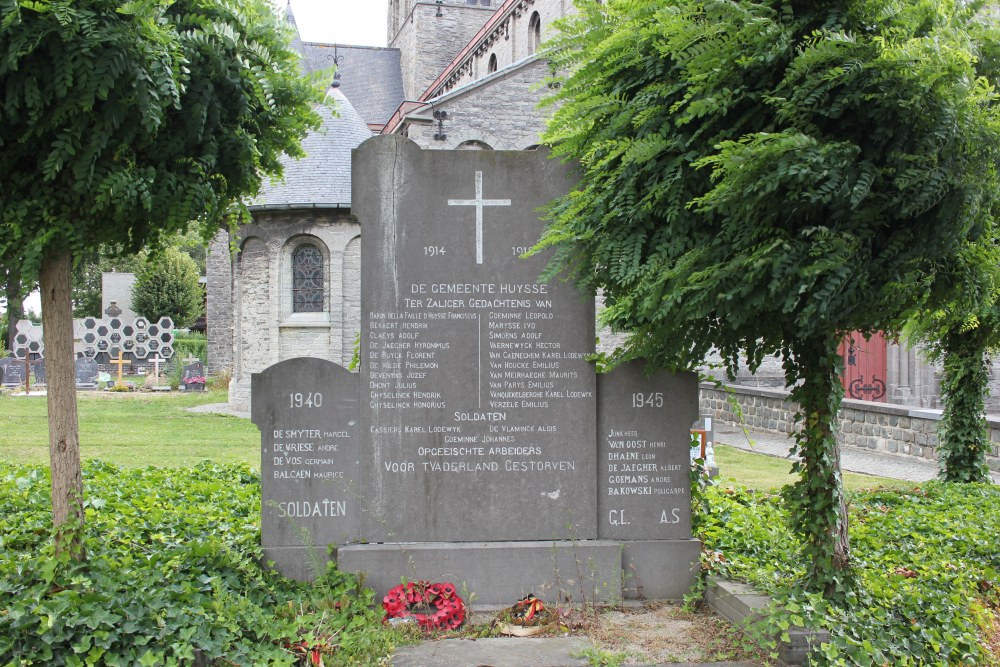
[355, 136, 596, 543]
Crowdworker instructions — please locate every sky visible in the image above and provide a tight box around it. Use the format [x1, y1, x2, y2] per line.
[280, 0, 389, 46]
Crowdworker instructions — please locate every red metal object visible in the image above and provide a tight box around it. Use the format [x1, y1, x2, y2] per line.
[838, 332, 887, 402]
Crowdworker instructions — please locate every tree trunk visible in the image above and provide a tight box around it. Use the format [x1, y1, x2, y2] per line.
[784, 335, 852, 599]
[40, 249, 85, 559]
[5, 265, 25, 350]
[938, 331, 990, 483]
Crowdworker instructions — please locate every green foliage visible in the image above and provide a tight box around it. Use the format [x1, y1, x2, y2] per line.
[173, 331, 208, 362]
[132, 247, 204, 329]
[904, 242, 1000, 483]
[699, 483, 1000, 665]
[0, 461, 398, 665]
[0, 0, 323, 276]
[936, 329, 992, 482]
[540, 0, 1000, 596]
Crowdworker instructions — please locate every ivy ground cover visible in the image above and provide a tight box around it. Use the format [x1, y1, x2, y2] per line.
[700, 483, 1000, 665]
[0, 461, 396, 666]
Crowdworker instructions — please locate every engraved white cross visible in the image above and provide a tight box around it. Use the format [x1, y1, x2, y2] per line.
[447, 171, 511, 264]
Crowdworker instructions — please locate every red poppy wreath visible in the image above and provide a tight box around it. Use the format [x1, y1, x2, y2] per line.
[382, 580, 466, 630]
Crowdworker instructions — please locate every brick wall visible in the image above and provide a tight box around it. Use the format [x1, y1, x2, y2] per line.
[700, 383, 1000, 473]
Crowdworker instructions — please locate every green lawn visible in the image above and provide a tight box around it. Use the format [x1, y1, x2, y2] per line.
[714, 443, 913, 491]
[0, 388, 261, 467]
[0, 390, 916, 489]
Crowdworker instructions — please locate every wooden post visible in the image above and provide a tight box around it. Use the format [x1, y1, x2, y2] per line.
[110, 351, 129, 385]
[23, 356, 31, 393]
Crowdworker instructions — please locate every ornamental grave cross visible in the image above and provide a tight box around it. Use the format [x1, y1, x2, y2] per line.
[110, 351, 129, 384]
[447, 171, 511, 264]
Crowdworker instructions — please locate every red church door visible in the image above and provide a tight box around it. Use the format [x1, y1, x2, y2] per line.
[838, 332, 888, 402]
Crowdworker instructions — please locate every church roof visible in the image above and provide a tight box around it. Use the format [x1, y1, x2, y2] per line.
[299, 43, 405, 128]
[251, 88, 372, 210]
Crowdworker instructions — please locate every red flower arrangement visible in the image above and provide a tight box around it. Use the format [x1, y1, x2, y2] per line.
[382, 581, 466, 630]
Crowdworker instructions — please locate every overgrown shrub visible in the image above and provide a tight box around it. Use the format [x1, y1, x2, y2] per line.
[0, 462, 397, 665]
[131, 247, 204, 329]
[699, 483, 1000, 665]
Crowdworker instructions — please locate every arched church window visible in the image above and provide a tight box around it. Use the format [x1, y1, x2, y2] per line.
[529, 12, 542, 54]
[292, 244, 325, 313]
[457, 140, 493, 150]
[488, 53, 498, 74]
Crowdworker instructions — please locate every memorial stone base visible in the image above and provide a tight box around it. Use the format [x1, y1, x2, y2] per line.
[253, 139, 704, 605]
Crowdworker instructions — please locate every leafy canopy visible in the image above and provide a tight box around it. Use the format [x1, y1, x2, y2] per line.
[539, 0, 1000, 375]
[0, 0, 323, 272]
[132, 246, 204, 328]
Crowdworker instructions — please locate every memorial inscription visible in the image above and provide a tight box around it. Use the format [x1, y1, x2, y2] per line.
[597, 362, 699, 541]
[252, 358, 361, 561]
[356, 136, 596, 542]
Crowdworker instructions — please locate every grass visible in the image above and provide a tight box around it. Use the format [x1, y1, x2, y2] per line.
[0, 388, 260, 467]
[1, 388, 917, 490]
[714, 443, 914, 491]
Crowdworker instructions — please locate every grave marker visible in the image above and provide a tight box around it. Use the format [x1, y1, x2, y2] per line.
[181, 357, 206, 391]
[75, 358, 100, 390]
[252, 358, 361, 579]
[110, 351, 129, 385]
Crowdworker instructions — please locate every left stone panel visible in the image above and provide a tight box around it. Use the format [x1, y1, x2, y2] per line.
[252, 357, 361, 580]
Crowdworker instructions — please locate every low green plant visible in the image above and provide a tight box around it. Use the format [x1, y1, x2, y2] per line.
[0, 461, 398, 665]
[698, 483, 1000, 665]
[572, 646, 634, 667]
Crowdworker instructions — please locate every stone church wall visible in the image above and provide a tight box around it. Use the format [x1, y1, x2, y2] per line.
[207, 232, 234, 375]
[393, 2, 495, 100]
[407, 59, 551, 150]
[219, 210, 361, 407]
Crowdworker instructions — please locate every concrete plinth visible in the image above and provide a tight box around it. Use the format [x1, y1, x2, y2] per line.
[621, 539, 701, 600]
[338, 540, 623, 606]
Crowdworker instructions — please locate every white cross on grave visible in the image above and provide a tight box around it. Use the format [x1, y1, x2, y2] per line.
[447, 171, 511, 264]
[150, 354, 164, 379]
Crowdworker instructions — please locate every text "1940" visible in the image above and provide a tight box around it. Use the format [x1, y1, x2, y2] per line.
[289, 392, 323, 408]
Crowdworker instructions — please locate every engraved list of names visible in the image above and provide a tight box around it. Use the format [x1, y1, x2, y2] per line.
[356, 138, 596, 542]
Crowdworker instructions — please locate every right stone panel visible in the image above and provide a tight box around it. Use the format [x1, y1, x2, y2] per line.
[597, 362, 698, 540]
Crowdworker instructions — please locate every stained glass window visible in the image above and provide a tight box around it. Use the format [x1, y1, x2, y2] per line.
[292, 244, 324, 313]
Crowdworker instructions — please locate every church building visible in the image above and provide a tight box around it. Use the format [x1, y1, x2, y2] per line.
[207, 0, 567, 406]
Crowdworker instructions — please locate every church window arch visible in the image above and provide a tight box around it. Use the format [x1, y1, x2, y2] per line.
[528, 12, 542, 54]
[291, 242, 326, 313]
[487, 53, 498, 74]
[457, 140, 493, 150]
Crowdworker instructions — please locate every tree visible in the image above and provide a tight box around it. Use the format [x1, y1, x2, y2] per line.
[0, 0, 321, 556]
[539, 0, 1000, 596]
[905, 241, 1000, 483]
[132, 247, 204, 328]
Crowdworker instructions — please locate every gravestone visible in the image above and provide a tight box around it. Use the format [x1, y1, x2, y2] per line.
[253, 136, 700, 605]
[252, 358, 361, 579]
[597, 361, 700, 599]
[181, 359, 206, 391]
[75, 358, 100, 390]
[30, 359, 45, 386]
[1, 356, 25, 388]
